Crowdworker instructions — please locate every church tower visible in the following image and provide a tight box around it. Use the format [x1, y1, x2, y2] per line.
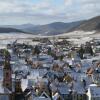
[15, 78, 25, 100]
[3, 60, 12, 91]
[15, 79, 22, 93]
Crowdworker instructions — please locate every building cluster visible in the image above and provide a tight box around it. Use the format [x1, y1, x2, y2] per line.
[0, 38, 100, 100]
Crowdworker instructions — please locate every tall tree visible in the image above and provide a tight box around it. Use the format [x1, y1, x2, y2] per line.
[34, 45, 41, 58]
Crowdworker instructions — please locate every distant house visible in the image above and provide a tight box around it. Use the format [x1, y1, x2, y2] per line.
[28, 90, 51, 100]
[40, 92, 51, 99]
[87, 84, 100, 100]
[56, 83, 71, 100]
[0, 56, 4, 66]
[92, 71, 100, 85]
[72, 81, 87, 100]
[0, 86, 12, 100]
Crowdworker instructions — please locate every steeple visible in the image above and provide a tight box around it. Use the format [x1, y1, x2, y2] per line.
[3, 59, 12, 91]
[15, 78, 24, 100]
[3, 60, 11, 69]
[15, 79, 22, 93]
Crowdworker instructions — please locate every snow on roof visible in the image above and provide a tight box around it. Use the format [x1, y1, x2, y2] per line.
[21, 79, 28, 91]
[57, 83, 69, 94]
[53, 60, 64, 67]
[33, 97, 51, 100]
[29, 69, 47, 78]
[32, 55, 53, 63]
[40, 92, 50, 98]
[89, 84, 97, 87]
[52, 92, 60, 100]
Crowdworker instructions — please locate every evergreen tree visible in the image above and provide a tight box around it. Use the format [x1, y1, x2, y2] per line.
[78, 46, 85, 59]
[34, 45, 40, 58]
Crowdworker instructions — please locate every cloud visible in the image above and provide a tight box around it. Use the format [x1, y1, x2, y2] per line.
[0, 0, 100, 25]
[64, 0, 73, 6]
[62, 0, 100, 21]
[0, 0, 50, 14]
[81, 0, 100, 4]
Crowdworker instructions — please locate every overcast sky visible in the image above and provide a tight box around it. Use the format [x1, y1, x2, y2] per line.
[0, 0, 100, 25]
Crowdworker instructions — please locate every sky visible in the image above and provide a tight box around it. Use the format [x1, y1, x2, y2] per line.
[0, 0, 100, 25]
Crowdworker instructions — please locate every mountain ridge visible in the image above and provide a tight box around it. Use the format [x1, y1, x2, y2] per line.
[0, 27, 26, 33]
[0, 15, 100, 35]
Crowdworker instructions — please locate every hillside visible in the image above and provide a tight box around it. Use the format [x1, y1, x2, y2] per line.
[0, 28, 25, 33]
[21, 21, 83, 35]
[75, 16, 100, 32]
[0, 15, 100, 35]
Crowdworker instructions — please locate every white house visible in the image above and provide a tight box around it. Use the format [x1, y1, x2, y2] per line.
[87, 84, 100, 100]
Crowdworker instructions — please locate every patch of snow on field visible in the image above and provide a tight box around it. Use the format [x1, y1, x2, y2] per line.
[0, 33, 36, 49]
[68, 37, 92, 45]
[61, 31, 96, 37]
[0, 33, 35, 39]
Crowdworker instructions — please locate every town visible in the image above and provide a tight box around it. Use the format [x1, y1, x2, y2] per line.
[0, 37, 100, 100]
